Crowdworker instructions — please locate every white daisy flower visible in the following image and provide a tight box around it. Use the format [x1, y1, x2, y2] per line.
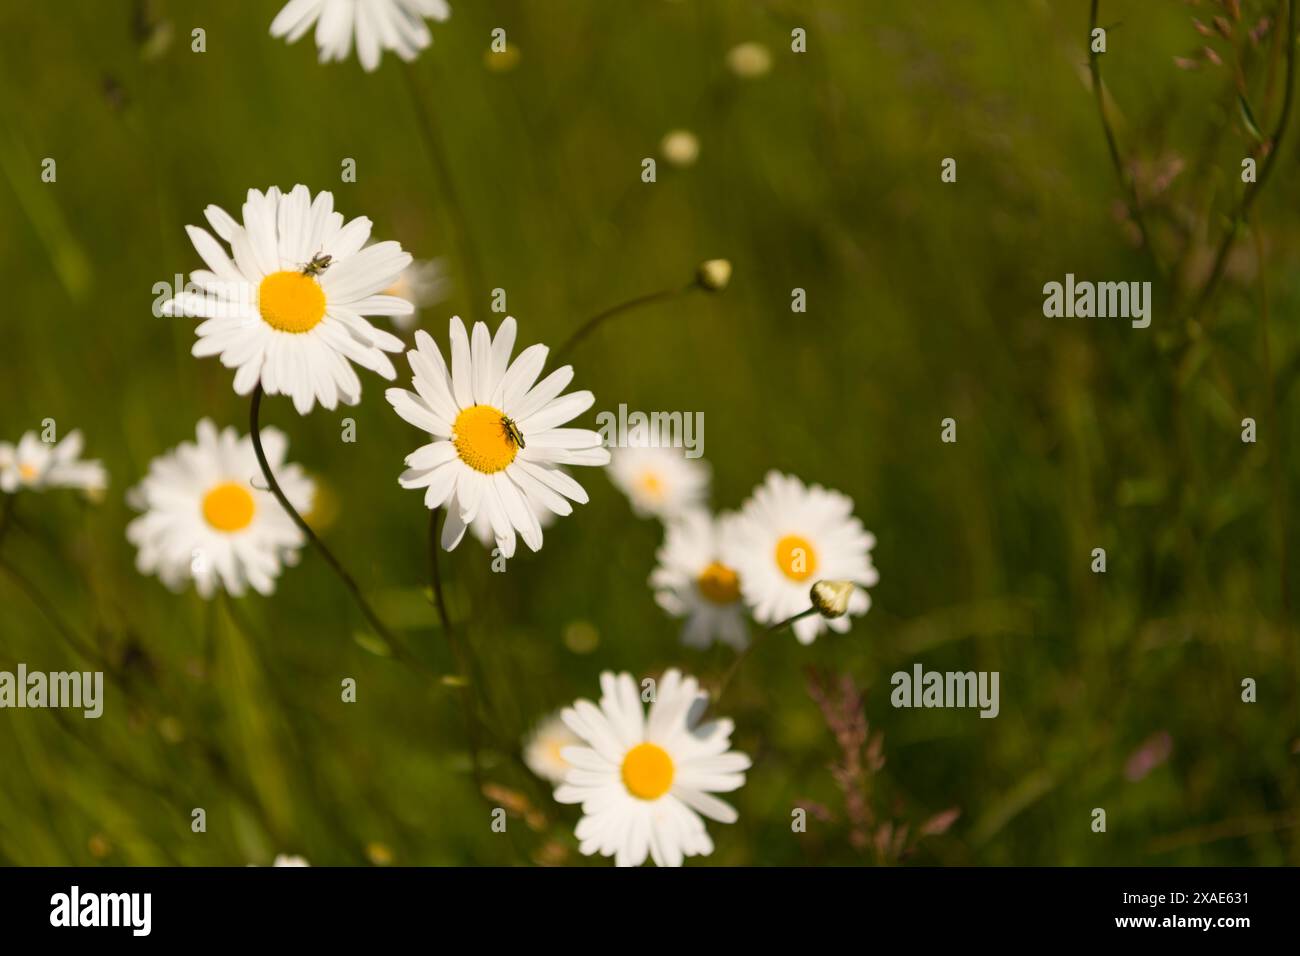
[161, 184, 411, 415]
[555, 669, 750, 867]
[722, 471, 878, 645]
[650, 510, 748, 651]
[523, 711, 583, 784]
[468, 479, 555, 550]
[607, 445, 709, 520]
[125, 419, 314, 599]
[270, 0, 451, 72]
[0, 430, 107, 495]
[384, 257, 450, 332]
[385, 316, 610, 558]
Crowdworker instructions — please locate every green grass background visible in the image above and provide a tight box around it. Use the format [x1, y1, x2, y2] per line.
[0, 0, 1297, 865]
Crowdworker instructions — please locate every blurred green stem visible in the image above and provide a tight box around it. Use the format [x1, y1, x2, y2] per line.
[401, 62, 486, 323]
[1190, 0, 1296, 319]
[1088, 0, 1165, 278]
[554, 278, 703, 364]
[248, 384, 410, 663]
[715, 607, 819, 701]
[0, 494, 105, 665]
[428, 507, 487, 798]
[0, 556, 105, 666]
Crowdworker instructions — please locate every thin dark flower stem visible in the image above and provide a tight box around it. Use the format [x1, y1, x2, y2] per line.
[1088, 0, 1165, 278]
[774, 606, 821, 631]
[428, 507, 487, 798]
[428, 513, 552, 836]
[248, 384, 409, 664]
[1191, 0, 1296, 319]
[715, 606, 820, 702]
[427, 507, 454, 635]
[553, 280, 702, 364]
[401, 61, 487, 324]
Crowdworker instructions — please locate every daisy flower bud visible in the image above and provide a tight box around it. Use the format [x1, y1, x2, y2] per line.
[660, 129, 700, 168]
[696, 258, 732, 292]
[810, 579, 855, 619]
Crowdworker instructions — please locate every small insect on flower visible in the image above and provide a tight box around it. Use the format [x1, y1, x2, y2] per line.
[386, 316, 609, 558]
[160, 184, 413, 415]
[300, 252, 333, 277]
[500, 415, 526, 450]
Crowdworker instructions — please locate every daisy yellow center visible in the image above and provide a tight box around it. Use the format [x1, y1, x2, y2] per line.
[636, 471, 664, 500]
[258, 270, 326, 333]
[202, 481, 256, 533]
[775, 533, 818, 582]
[18, 463, 38, 481]
[621, 742, 675, 800]
[697, 561, 741, 605]
[545, 739, 569, 768]
[453, 404, 518, 474]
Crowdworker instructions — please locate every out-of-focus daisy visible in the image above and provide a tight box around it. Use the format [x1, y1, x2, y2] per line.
[726, 41, 772, 78]
[383, 258, 450, 332]
[554, 669, 750, 867]
[607, 445, 709, 520]
[126, 419, 314, 599]
[722, 471, 877, 645]
[650, 510, 748, 651]
[660, 129, 700, 168]
[270, 0, 450, 72]
[161, 185, 411, 415]
[523, 711, 583, 784]
[0, 430, 107, 495]
[301, 474, 340, 533]
[386, 317, 609, 557]
[273, 854, 310, 866]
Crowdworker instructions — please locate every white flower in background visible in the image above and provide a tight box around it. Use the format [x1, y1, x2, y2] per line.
[660, 129, 700, 168]
[270, 0, 451, 72]
[607, 445, 709, 520]
[126, 419, 314, 599]
[272, 854, 310, 867]
[0, 430, 107, 495]
[555, 670, 750, 867]
[161, 185, 411, 415]
[722, 471, 877, 645]
[726, 41, 772, 78]
[384, 258, 450, 331]
[523, 711, 583, 784]
[650, 510, 748, 651]
[386, 317, 609, 557]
